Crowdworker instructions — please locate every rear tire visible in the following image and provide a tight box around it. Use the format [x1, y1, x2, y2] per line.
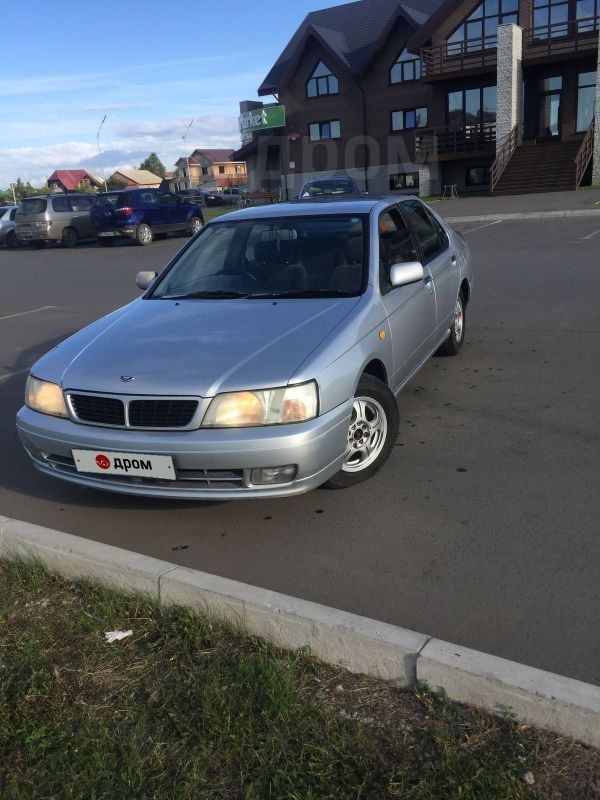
[61, 227, 78, 248]
[325, 375, 399, 490]
[135, 223, 153, 246]
[437, 291, 466, 356]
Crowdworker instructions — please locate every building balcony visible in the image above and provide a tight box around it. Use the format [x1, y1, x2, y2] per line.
[523, 17, 599, 62]
[420, 38, 497, 80]
[415, 123, 497, 161]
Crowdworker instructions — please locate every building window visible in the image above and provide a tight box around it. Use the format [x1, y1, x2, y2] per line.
[390, 172, 420, 190]
[533, 0, 569, 38]
[391, 107, 428, 131]
[218, 166, 225, 174]
[466, 166, 491, 185]
[390, 48, 421, 83]
[235, 164, 242, 174]
[447, 0, 518, 53]
[447, 85, 496, 131]
[577, 70, 597, 131]
[576, 0, 599, 32]
[202, 166, 209, 176]
[306, 61, 339, 98]
[309, 120, 341, 141]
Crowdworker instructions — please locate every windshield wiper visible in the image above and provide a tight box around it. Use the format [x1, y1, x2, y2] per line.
[250, 289, 357, 299]
[161, 290, 251, 300]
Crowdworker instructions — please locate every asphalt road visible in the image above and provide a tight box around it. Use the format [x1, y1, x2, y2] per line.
[1, 219, 599, 685]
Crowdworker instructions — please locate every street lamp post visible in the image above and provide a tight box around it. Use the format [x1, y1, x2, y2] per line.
[182, 119, 194, 189]
[97, 115, 108, 192]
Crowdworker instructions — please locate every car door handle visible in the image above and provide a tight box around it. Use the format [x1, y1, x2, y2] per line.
[451, 254, 457, 264]
[424, 276, 434, 294]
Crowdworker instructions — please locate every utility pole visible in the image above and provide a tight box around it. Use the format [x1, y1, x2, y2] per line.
[10, 183, 17, 204]
[182, 119, 194, 189]
[97, 115, 108, 191]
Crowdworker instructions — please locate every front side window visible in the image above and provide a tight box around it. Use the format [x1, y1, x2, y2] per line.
[577, 70, 597, 131]
[307, 61, 339, 98]
[150, 215, 367, 299]
[390, 48, 421, 83]
[400, 200, 448, 262]
[447, 0, 518, 53]
[391, 107, 428, 131]
[378, 208, 419, 293]
[157, 192, 177, 207]
[309, 120, 341, 141]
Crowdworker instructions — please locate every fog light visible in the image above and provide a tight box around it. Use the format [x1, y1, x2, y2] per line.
[250, 465, 297, 485]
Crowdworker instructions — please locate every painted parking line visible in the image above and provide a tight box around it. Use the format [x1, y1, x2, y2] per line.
[0, 305, 57, 322]
[575, 228, 600, 241]
[0, 367, 30, 384]
[461, 220, 504, 234]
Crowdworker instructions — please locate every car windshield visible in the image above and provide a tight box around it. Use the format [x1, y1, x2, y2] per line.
[302, 181, 351, 197]
[151, 214, 367, 300]
[20, 198, 47, 214]
[94, 193, 133, 208]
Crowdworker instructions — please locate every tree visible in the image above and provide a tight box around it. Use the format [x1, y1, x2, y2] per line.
[106, 175, 128, 191]
[139, 152, 166, 178]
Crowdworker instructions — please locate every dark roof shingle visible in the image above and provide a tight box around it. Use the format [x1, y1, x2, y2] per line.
[258, 0, 444, 95]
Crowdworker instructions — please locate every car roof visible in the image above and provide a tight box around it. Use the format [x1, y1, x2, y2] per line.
[214, 195, 421, 221]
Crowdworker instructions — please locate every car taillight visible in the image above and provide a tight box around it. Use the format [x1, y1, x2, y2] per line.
[114, 207, 134, 215]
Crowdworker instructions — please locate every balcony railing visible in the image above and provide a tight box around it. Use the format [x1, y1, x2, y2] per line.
[420, 37, 497, 78]
[523, 16, 599, 57]
[415, 123, 497, 159]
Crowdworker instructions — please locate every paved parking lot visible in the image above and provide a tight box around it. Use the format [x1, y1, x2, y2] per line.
[1, 218, 599, 684]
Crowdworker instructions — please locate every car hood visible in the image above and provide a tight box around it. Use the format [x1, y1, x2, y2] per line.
[33, 297, 361, 397]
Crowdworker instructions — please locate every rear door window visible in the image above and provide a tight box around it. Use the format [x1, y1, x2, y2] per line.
[10, 208, 17, 221]
[21, 198, 47, 214]
[52, 196, 70, 212]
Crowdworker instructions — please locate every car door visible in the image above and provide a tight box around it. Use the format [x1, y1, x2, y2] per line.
[68, 195, 94, 239]
[378, 207, 437, 391]
[156, 191, 181, 231]
[399, 199, 459, 339]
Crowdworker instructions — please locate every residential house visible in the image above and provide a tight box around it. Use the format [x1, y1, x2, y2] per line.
[175, 149, 246, 188]
[236, 0, 598, 196]
[47, 170, 103, 193]
[108, 169, 163, 188]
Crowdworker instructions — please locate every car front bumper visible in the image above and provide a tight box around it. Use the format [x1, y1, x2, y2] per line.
[16, 402, 353, 500]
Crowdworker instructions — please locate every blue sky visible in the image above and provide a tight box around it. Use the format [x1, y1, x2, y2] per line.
[0, 0, 348, 188]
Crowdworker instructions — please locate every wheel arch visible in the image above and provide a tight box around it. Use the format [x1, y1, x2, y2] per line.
[360, 358, 388, 387]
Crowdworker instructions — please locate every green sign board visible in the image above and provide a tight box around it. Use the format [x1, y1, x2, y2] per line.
[239, 105, 286, 144]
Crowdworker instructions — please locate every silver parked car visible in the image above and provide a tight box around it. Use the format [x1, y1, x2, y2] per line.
[0, 205, 19, 247]
[17, 196, 472, 499]
[15, 194, 96, 248]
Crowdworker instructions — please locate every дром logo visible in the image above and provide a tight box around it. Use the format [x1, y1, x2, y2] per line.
[95, 454, 111, 470]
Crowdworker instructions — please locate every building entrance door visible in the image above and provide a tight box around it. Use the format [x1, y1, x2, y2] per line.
[537, 76, 562, 139]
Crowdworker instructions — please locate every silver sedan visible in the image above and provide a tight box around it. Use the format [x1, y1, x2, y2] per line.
[17, 196, 472, 499]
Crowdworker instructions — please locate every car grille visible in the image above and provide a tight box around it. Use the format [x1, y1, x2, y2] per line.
[69, 394, 199, 429]
[70, 394, 125, 426]
[128, 399, 198, 428]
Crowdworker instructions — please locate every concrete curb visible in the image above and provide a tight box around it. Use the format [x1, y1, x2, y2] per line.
[445, 208, 600, 223]
[1, 514, 599, 748]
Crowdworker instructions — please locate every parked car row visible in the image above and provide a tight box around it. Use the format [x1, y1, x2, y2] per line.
[1, 189, 205, 249]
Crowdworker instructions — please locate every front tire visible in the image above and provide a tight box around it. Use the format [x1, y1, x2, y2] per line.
[437, 291, 466, 356]
[135, 223, 153, 246]
[188, 216, 203, 236]
[325, 375, 399, 490]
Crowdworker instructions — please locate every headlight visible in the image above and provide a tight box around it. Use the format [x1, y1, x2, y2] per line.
[25, 375, 68, 418]
[202, 382, 318, 428]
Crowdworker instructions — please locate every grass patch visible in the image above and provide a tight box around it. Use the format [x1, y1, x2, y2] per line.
[203, 206, 234, 223]
[0, 558, 598, 799]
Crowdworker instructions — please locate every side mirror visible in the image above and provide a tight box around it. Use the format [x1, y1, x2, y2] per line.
[389, 261, 424, 288]
[136, 271, 157, 290]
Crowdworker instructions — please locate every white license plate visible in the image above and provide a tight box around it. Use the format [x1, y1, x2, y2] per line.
[98, 231, 117, 237]
[72, 450, 175, 480]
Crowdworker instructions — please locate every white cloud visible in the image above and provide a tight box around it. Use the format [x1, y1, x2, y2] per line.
[86, 103, 155, 111]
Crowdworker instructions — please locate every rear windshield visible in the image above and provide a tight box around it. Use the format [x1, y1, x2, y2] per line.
[301, 181, 352, 197]
[94, 193, 132, 208]
[20, 198, 47, 214]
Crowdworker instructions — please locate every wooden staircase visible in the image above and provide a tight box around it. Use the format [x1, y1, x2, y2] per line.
[491, 140, 582, 195]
